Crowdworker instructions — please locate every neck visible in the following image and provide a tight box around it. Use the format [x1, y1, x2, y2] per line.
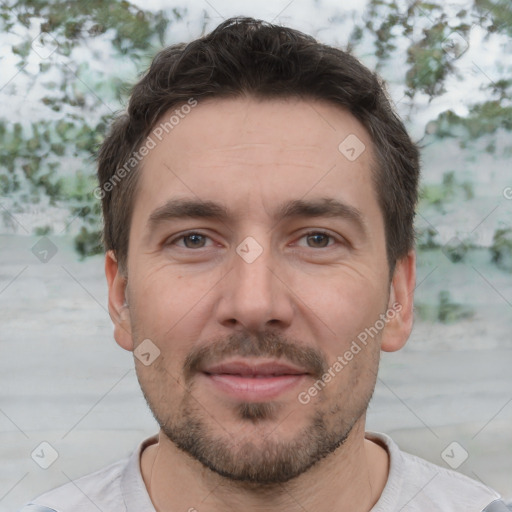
[140, 420, 389, 512]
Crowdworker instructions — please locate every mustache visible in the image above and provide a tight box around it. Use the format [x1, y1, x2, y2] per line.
[183, 330, 328, 381]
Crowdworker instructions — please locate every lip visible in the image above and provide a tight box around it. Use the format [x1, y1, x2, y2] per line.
[200, 359, 309, 401]
[202, 360, 308, 376]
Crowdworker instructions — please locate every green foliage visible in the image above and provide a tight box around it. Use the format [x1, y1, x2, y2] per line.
[419, 171, 474, 212]
[405, 21, 455, 97]
[432, 101, 512, 139]
[0, 0, 178, 248]
[437, 290, 474, 323]
[5, 1, 169, 53]
[1, 0, 511, 263]
[352, 0, 511, 104]
[474, 0, 512, 37]
[443, 238, 469, 263]
[416, 226, 440, 250]
[490, 228, 512, 272]
[35, 225, 52, 236]
[0, 118, 107, 202]
[74, 225, 103, 259]
[415, 289, 476, 323]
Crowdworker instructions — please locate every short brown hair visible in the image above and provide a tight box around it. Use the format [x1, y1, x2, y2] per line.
[97, 16, 420, 275]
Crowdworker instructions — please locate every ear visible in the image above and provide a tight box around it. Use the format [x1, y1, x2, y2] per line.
[105, 250, 134, 352]
[380, 250, 416, 353]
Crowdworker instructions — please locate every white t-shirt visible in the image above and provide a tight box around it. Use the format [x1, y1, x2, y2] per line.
[19, 432, 508, 512]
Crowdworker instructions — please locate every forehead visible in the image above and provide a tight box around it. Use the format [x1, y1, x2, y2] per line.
[150, 96, 372, 164]
[131, 96, 381, 228]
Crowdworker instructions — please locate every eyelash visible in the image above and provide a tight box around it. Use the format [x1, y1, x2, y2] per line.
[166, 230, 342, 249]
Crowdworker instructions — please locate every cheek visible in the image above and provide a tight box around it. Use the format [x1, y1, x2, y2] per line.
[127, 267, 216, 354]
[295, 270, 387, 350]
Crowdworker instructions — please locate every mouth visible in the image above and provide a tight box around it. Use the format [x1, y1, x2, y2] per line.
[200, 359, 310, 401]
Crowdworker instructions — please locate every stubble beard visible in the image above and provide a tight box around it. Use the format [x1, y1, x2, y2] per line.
[135, 328, 376, 486]
[141, 376, 373, 487]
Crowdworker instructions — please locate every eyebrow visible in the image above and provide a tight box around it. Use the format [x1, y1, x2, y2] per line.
[147, 197, 367, 235]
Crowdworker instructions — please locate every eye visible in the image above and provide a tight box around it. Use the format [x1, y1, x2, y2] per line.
[167, 231, 214, 249]
[296, 231, 338, 248]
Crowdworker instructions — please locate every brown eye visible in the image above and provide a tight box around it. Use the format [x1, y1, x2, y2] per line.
[305, 232, 331, 248]
[166, 232, 213, 249]
[182, 233, 207, 248]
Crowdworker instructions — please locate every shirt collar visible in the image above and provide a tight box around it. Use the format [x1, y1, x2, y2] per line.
[120, 434, 159, 512]
[120, 431, 400, 512]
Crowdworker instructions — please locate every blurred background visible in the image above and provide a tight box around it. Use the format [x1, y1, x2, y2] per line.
[0, 0, 511, 510]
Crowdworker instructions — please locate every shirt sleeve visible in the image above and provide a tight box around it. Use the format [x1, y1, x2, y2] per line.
[482, 499, 512, 512]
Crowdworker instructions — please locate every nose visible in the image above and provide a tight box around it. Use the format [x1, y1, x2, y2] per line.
[215, 236, 295, 333]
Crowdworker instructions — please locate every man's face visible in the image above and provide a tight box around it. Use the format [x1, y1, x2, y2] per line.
[107, 97, 414, 484]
